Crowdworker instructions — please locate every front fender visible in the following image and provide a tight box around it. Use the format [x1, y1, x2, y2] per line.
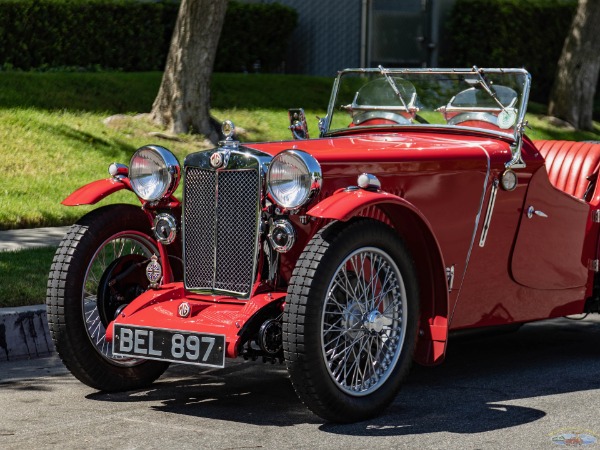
[308, 188, 450, 366]
[62, 178, 131, 206]
[307, 188, 422, 222]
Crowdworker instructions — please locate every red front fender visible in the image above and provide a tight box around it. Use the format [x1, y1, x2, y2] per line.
[308, 188, 450, 366]
[307, 188, 423, 222]
[62, 178, 132, 206]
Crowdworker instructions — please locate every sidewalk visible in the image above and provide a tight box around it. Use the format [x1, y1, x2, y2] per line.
[0, 226, 70, 252]
[0, 226, 70, 362]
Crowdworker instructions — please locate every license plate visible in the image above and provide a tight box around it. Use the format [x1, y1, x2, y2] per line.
[113, 324, 226, 368]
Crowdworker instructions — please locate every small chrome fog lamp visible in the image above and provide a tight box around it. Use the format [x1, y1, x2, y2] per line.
[268, 219, 296, 253]
[153, 213, 177, 245]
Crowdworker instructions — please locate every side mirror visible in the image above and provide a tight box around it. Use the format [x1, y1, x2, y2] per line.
[288, 108, 309, 140]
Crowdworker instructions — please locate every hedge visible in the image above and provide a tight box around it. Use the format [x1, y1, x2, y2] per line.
[0, 0, 297, 73]
[215, 1, 297, 73]
[441, 0, 577, 102]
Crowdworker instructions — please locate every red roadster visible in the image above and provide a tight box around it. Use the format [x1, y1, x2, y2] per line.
[47, 67, 600, 423]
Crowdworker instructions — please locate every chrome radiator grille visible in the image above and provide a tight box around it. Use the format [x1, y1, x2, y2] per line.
[183, 166, 260, 297]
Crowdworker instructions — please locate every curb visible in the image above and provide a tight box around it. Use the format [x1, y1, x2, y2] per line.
[0, 226, 68, 362]
[0, 305, 55, 362]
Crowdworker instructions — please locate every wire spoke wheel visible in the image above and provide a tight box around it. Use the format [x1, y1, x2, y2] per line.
[284, 219, 419, 423]
[47, 204, 170, 391]
[322, 247, 407, 396]
[82, 231, 157, 365]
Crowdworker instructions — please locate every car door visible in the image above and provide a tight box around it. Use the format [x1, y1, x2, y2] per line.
[511, 165, 589, 289]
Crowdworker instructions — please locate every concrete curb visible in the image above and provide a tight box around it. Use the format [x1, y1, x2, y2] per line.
[0, 226, 69, 362]
[0, 305, 55, 362]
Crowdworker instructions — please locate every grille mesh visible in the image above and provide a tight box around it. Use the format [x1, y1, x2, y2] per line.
[184, 167, 259, 296]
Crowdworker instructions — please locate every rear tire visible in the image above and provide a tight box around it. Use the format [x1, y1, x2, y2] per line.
[283, 219, 419, 422]
[46, 204, 169, 391]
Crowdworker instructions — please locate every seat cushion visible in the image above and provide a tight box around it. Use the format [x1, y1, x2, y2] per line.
[534, 140, 600, 199]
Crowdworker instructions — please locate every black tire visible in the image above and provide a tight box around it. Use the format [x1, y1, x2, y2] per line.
[46, 204, 169, 391]
[283, 219, 419, 423]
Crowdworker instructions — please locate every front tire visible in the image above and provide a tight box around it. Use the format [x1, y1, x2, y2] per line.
[46, 204, 169, 391]
[283, 219, 419, 422]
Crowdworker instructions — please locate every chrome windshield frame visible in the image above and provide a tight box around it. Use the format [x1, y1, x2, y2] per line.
[324, 67, 532, 168]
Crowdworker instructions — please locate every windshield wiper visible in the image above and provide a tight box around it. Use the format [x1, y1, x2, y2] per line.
[471, 65, 507, 111]
[378, 65, 409, 111]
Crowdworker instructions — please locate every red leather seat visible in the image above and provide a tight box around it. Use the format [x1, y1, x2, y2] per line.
[534, 140, 600, 200]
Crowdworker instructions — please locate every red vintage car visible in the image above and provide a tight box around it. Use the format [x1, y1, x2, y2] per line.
[46, 67, 600, 423]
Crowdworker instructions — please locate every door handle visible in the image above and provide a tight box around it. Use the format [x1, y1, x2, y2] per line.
[527, 205, 548, 219]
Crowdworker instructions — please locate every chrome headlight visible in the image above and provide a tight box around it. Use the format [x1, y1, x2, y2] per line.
[267, 150, 322, 210]
[129, 146, 180, 201]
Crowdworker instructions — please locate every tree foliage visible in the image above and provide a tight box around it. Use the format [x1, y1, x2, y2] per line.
[548, 0, 600, 130]
[442, 0, 576, 102]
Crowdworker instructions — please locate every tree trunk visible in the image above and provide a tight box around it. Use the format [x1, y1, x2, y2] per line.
[548, 0, 600, 130]
[151, 0, 228, 143]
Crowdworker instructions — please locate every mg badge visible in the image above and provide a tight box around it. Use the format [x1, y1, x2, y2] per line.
[210, 152, 224, 168]
[178, 302, 191, 318]
[145, 254, 162, 289]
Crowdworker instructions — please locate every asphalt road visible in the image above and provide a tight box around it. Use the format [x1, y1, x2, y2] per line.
[2, 316, 600, 449]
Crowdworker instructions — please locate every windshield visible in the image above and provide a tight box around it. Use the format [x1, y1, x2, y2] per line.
[325, 67, 531, 140]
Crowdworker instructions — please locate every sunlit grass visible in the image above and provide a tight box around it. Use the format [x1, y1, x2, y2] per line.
[0, 72, 331, 230]
[0, 109, 207, 229]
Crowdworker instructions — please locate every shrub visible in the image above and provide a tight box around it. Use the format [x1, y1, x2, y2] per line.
[215, 1, 297, 73]
[442, 0, 577, 102]
[0, 0, 297, 73]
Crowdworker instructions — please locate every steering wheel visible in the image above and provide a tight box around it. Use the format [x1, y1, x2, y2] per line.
[353, 111, 412, 126]
[447, 112, 498, 126]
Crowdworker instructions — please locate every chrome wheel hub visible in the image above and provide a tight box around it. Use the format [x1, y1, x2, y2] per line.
[364, 310, 393, 334]
[342, 302, 363, 340]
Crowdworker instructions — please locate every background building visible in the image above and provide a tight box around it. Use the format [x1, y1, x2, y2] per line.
[245, 0, 457, 76]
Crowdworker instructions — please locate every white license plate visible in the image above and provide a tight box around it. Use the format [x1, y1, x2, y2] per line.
[113, 324, 226, 368]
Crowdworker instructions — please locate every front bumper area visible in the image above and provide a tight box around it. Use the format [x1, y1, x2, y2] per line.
[105, 282, 286, 359]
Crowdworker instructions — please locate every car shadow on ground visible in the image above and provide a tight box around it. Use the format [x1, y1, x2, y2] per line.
[86, 316, 600, 435]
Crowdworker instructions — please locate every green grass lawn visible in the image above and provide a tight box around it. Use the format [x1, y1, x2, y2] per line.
[0, 247, 56, 308]
[1, 70, 600, 307]
[0, 72, 331, 230]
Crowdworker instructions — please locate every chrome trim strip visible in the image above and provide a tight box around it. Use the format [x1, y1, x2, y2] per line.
[505, 72, 531, 170]
[479, 179, 499, 247]
[449, 144, 491, 324]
